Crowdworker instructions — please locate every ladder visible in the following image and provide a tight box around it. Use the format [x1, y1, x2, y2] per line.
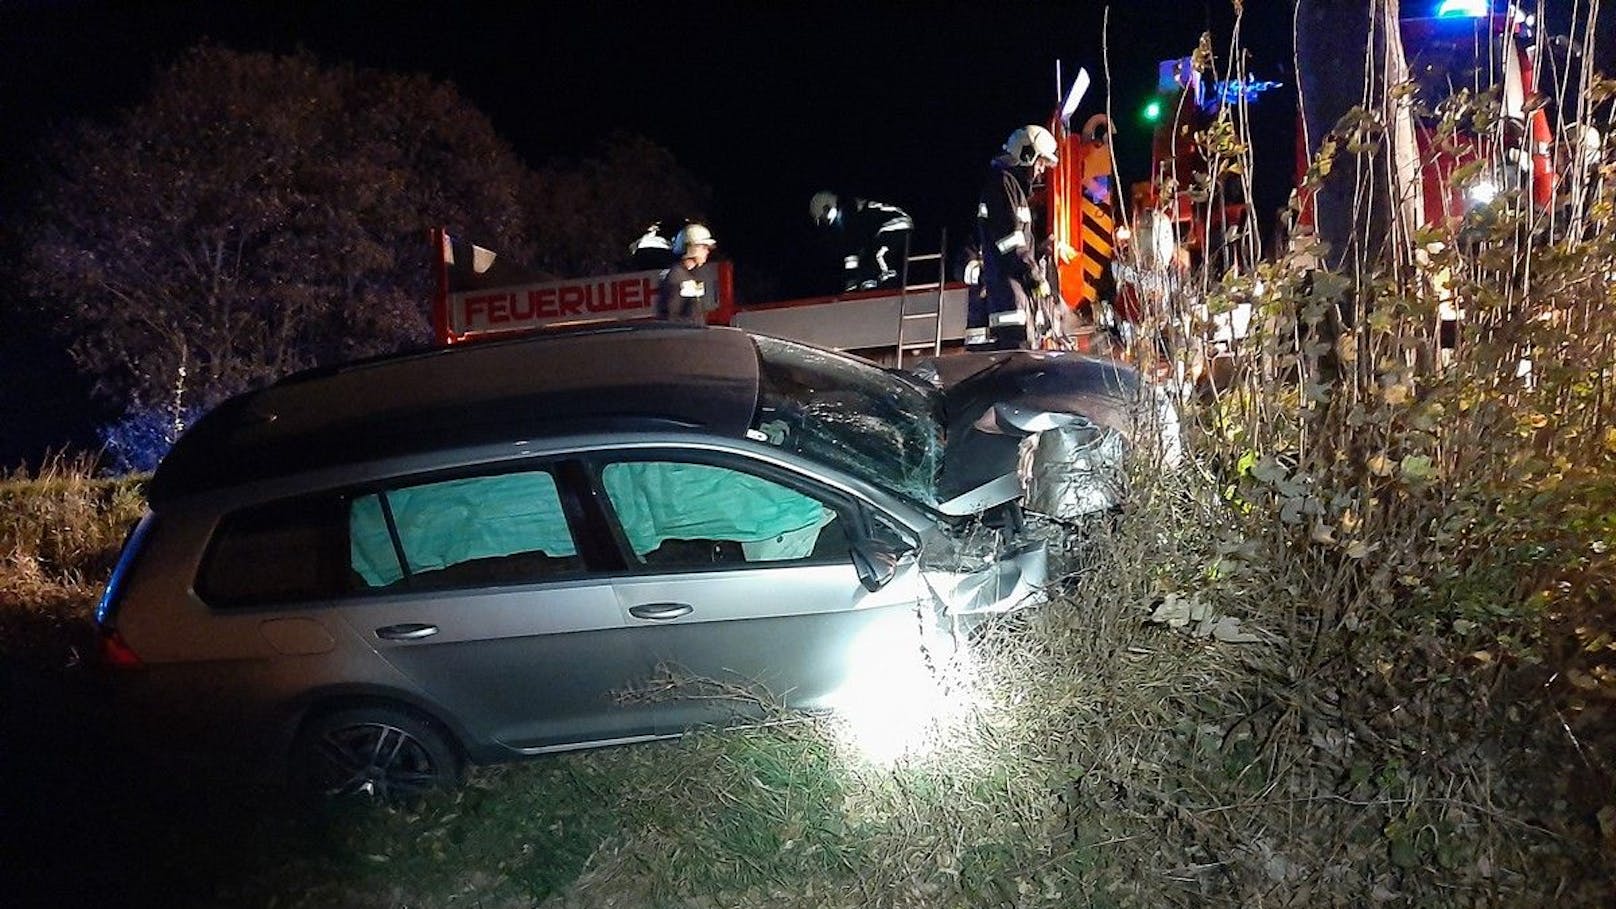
[893, 230, 947, 368]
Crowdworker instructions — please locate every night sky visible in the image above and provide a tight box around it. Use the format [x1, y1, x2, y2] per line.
[0, 1, 1300, 288]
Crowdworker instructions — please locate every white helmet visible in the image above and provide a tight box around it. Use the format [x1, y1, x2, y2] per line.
[674, 222, 717, 256]
[1568, 123, 1603, 170]
[809, 191, 839, 226]
[1005, 124, 1059, 167]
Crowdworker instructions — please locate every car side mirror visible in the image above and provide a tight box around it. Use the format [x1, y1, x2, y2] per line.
[851, 538, 910, 592]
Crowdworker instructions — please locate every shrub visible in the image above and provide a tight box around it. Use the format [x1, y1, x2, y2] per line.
[97, 405, 200, 475]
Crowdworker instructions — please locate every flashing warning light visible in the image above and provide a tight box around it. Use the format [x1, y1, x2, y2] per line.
[1141, 99, 1163, 123]
[1212, 79, 1283, 106]
[1436, 0, 1488, 16]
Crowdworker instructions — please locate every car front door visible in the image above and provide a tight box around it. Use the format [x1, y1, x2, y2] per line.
[586, 454, 929, 735]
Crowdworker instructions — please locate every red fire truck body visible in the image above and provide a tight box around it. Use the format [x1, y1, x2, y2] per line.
[1399, 7, 1556, 224]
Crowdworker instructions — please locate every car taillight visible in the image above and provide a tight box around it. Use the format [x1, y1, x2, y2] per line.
[95, 513, 155, 670]
[97, 628, 144, 670]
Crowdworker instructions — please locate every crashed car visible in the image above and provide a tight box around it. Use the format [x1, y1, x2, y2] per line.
[92, 324, 1172, 797]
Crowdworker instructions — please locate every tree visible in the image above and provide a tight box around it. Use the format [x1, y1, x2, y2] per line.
[526, 132, 712, 278]
[21, 44, 531, 414]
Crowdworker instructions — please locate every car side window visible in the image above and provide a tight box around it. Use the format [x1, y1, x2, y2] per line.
[197, 495, 348, 608]
[350, 470, 581, 592]
[866, 510, 915, 551]
[598, 460, 850, 569]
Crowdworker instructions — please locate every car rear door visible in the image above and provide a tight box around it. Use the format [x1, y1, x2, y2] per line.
[583, 452, 929, 734]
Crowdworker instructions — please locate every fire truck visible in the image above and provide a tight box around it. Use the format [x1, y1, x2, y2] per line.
[1094, 0, 1568, 374]
[431, 226, 970, 364]
[1399, 0, 1557, 221]
[431, 1, 1569, 361]
[1121, 0, 1561, 280]
[430, 71, 1123, 363]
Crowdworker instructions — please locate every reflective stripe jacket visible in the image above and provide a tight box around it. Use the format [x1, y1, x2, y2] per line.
[654, 261, 716, 324]
[839, 199, 914, 278]
[977, 158, 1039, 290]
[845, 199, 914, 239]
[974, 158, 1039, 332]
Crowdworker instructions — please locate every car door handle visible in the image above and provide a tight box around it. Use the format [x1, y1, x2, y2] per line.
[628, 603, 693, 621]
[375, 623, 440, 641]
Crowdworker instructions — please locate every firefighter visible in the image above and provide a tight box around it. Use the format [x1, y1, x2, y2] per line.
[808, 191, 915, 292]
[973, 125, 1058, 349]
[654, 223, 718, 324]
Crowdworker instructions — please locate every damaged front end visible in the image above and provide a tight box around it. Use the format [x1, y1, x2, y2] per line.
[988, 403, 1134, 521]
[747, 336, 1181, 624]
[921, 479, 1049, 620]
[1022, 419, 1132, 519]
[916, 350, 1182, 524]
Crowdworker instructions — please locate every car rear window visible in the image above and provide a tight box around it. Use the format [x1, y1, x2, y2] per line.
[196, 495, 348, 608]
[198, 468, 582, 608]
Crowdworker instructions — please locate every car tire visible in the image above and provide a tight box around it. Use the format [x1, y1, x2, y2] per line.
[290, 705, 463, 801]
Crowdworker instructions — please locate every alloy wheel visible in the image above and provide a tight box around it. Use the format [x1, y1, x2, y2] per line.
[307, 721, 444, 800]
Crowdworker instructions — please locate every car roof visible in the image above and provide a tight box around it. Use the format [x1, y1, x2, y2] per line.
[148, 324, 762, 504]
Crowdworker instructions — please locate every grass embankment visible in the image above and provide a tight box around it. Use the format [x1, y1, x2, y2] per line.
[1, 440, 1610, 906]
[0, 455, 143, 670]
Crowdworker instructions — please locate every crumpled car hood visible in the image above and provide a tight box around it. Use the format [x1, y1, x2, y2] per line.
[912, 350, 1179, 517]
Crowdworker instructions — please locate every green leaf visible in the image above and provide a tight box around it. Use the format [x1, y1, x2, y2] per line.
[1309, 271, 1351, 301]
[1400, 455, 1435, 482]
[1448, 159, 1485, 189]
[1250, 455, 1288, 485]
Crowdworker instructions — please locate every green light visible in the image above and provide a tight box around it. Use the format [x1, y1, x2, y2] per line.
[1142, 99, 1163, 122]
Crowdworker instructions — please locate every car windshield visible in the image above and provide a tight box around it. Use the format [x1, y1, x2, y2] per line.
[750, 334, 943, 506]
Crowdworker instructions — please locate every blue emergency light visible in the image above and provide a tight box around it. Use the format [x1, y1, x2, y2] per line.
[1213, 79, 1282, 106]
[1435, 0, 1488, 16]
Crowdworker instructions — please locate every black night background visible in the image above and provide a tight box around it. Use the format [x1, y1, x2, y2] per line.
[1, 0, 1309, 467]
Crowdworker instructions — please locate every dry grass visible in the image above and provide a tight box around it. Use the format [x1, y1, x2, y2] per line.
[2, 383, 1611, 905]
[6, 448, 1603, 907]
[530, 458, 1612, 907]
[0, 453, 144, 667]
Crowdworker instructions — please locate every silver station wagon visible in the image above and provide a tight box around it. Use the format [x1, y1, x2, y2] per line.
[95, 324, 1169, 797]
